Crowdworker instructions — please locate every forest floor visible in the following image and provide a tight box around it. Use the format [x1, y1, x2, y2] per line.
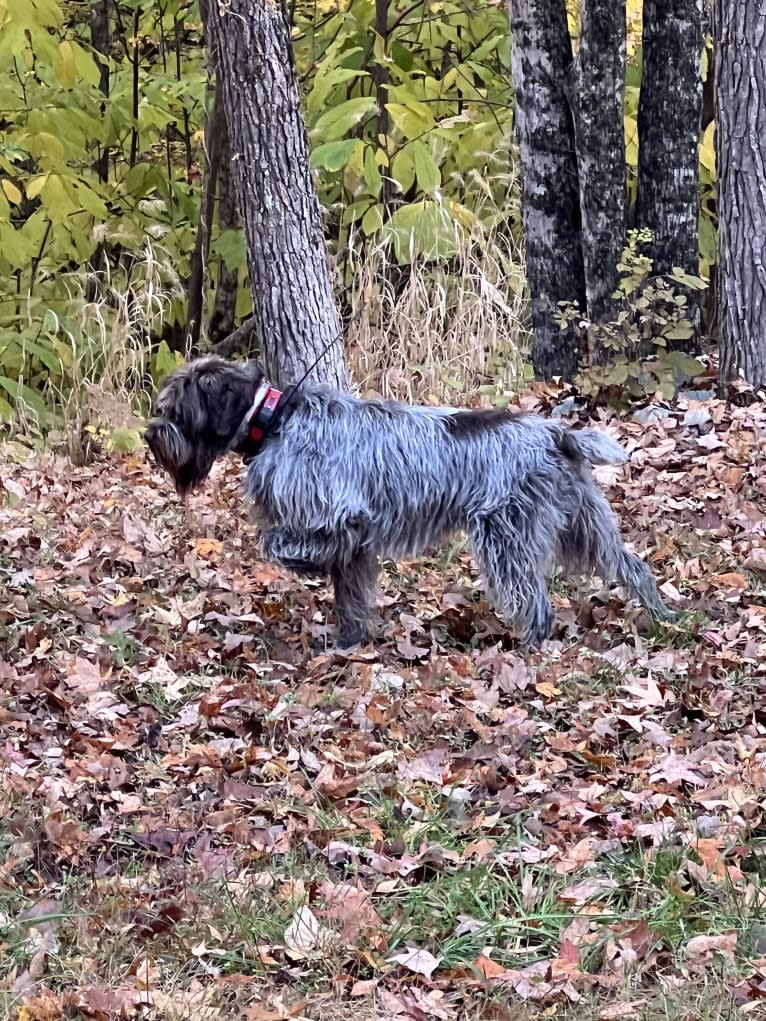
[2, 383, 766, 1021]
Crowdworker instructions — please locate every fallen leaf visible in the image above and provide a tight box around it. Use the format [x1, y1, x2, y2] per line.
[472, 954, 509, 979]
[284, 906, 334, 954]
[399, 746, 448, 783]
[598, 1001, 648, 1020]
[388, 945, 442, 979]
[192, 537, 224, 559]
[711, 572, 747, 592]
[745, 547, 766, 574]
[16, 988, 63, 1021]
[684, 932, 737, 965]
[317, 881, 386, 949]
[649, 753, 707, 787]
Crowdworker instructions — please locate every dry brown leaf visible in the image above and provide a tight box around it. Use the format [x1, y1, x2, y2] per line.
[684, 932, 737, 965]
[192, 537, 224, 559]
[17, 988, 63, 1021]
[597, 1001, 648, 1020]
[284, 906, 334, 955]
[317, 881, 386, 949]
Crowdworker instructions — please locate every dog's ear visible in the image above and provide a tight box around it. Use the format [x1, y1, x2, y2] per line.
[195, 359, 263, 442]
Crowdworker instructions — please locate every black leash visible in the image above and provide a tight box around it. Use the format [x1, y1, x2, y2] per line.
[279, 304, 365, 415]
[241, 304, 364, 458]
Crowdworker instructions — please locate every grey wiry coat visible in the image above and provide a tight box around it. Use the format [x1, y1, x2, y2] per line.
[144, 357, 671, 648]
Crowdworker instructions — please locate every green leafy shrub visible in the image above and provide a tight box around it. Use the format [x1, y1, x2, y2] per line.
[557, 229, 709, 401]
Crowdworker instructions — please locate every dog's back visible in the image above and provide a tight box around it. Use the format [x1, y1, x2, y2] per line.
[246, 387, 625, 558]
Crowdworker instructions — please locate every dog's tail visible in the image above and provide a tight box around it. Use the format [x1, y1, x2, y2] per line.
[556, 427, 628, 467]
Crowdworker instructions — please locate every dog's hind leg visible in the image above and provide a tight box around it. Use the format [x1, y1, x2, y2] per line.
[561, 488, 673, 621]
[331, 551, 380, 648]
[469, 515, 555, 648]
[259, 527, 331, 576]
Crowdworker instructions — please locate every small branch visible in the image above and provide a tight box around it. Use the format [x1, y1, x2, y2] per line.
[129, 7, 140, 168]
[186, 87, 225, 350]
[175, 15, 193, 175]
[208, 317, 258, 358]
[29, 219, 53, 294]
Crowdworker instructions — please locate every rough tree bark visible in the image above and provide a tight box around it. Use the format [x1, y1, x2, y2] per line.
[636, 0, 704, 343]
[715, 0, 766, 390]
[205, 0, 347, 389]
[508, 0, 585, 381]
[567, 0, 626, 354]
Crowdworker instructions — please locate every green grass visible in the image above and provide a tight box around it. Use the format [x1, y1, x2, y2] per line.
[1, 784, 763, 1020]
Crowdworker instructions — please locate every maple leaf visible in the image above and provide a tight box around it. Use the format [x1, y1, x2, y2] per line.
[649, 752, 707, 787]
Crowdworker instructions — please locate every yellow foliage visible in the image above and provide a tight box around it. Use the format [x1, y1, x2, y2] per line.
[54, 39, 77, 89]
[700, 122, 716, 176]
[2, 178, 22, 204]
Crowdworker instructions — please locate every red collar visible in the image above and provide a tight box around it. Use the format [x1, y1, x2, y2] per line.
[240, 380, 282, 459]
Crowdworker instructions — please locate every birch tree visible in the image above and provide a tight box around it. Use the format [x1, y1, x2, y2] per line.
[508, 0, 585, 380]
[636, 0, 705, 347]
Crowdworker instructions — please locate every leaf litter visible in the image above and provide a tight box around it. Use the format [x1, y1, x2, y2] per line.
[1, 387, 766, 1018]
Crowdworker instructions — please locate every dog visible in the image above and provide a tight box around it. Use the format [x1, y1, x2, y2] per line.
[144, 356, 673, 648]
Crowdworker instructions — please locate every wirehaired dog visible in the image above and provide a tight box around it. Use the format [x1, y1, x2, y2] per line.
[145, 356, 672, 648]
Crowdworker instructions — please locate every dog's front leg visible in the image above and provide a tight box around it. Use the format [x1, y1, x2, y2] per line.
[331, 551, 379, 648]
[259, 527, 331, 577]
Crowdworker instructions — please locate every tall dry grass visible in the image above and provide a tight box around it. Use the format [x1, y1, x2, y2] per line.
[344, 172, 530, 404]
[45, 239, 186, 461]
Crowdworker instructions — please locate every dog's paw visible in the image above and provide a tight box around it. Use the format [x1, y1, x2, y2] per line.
[335, 626, 374, 651]
[518, 603, 554, 650]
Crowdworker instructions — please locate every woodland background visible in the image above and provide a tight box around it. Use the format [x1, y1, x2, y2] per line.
[2, 2, 766, 1020]
[0, 0, 718, 431]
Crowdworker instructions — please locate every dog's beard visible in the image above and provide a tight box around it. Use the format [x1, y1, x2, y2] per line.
[144, 418, 217, 498]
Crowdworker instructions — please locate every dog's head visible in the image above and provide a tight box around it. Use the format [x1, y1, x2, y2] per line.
[145, 356, 264, 497]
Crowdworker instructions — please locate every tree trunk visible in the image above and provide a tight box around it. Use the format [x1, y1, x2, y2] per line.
[568, 0, 626, 355]
[508, 0, 585, 381]
[715, 0, 766, 390]
[372, 0, 394, 214]
[636, 0, 704, 344]
[205, 0, 347, 389]
[209, 123, 241, 346]
[87, 0, 111, 287]
[186, 81, 224, 352]
[90, 0, 110, 184]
